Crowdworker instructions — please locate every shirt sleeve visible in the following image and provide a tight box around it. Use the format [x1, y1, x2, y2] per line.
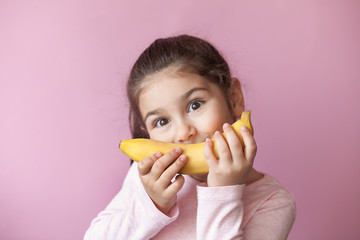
[196, 184, 245, 240]
[84, 162, 179, 240]
[196, 183, 296, 240]
[242, 189, 296, 240]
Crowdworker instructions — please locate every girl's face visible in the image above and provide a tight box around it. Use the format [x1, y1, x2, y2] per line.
[138, 68, 244, 144]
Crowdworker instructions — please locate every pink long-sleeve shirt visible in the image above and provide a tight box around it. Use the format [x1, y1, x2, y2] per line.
[84, 163, 296, 240]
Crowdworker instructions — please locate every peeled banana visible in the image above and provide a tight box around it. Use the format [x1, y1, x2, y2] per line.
[119, 111, 253, 175]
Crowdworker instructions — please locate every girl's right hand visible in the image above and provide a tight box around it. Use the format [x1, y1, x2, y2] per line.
[138, 147, 187, 215]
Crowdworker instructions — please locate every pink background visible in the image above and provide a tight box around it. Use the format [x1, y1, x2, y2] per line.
[1, 0, 359, 239]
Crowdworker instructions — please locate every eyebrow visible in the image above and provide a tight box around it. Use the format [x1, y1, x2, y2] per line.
[181, 87, 209, 101]
[143, 87, 209, 123]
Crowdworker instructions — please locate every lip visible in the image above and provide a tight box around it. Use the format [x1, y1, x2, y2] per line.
[193, 137, 212, 144]
[172, 134, 214, 145]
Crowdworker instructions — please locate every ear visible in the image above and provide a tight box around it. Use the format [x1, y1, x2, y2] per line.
[140, 125, 147, 132]
[227, 78, 244, 119]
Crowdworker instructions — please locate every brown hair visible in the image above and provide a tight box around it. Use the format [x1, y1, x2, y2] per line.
[127, 34, 233, 139]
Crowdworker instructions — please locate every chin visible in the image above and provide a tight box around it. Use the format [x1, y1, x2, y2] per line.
[189, 173, 208, 182]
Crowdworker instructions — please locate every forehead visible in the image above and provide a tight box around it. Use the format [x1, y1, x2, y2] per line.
[138, 70, 218, 115]
[140, 71, 208, 101]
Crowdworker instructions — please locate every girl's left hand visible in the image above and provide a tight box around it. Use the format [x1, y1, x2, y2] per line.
[204, 123, 257, 187]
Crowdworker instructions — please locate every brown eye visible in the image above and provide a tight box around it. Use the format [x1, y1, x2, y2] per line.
[188, 100, 203, 112]
[154, 118, 169, 127]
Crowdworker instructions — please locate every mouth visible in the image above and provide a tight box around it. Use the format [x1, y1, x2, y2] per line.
[201, 135, 213, 143]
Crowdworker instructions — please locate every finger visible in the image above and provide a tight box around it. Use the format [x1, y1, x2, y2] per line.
[241, 126, 257, 163]
[223, 123, 244, 163]
[213, 130, 232, 164]
[203, 138, 218, 168]
[159, 154, 187, 184]
[138, 152, 162, 175]
[152, 147, 183, 179]
[166, 174, 185, 195]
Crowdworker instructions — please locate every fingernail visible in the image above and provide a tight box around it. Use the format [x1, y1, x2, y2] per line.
[175, 147, 182, 153]
[214, 131, 221, 136]
[241, 126, 248, 132]
[206, 138, 213, 146]
[155, 152, 162, 158]
[180, 154, 187, 161]
[223, 123, 231, 129]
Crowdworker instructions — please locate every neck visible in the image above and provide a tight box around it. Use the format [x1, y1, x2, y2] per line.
[244, 168, 264, 185]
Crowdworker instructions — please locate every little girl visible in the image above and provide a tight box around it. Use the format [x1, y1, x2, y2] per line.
[85, 35, 296, 239]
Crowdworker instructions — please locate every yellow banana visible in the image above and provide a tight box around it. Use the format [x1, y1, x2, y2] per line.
[119, 111, 253, 175]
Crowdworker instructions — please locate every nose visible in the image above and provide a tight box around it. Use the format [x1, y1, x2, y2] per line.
[175, 120, 197, 143]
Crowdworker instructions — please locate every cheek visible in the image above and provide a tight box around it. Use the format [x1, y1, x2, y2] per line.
[197, 115, 225, 135]
[149, 129, 173, 142]
[197, 105, 234, 134]
[206, 120, 223, 132]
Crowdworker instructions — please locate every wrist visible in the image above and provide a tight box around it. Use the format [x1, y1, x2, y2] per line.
[207, 174, 246, 187]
